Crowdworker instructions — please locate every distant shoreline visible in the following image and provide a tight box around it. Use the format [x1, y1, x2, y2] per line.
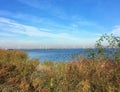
[0, 48, 84, 50]
[0, 47, 118, 51]
[0, 48, 95, 50]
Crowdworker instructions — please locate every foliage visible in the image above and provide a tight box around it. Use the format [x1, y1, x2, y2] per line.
[96, 34, 120, 61]
[85, 34, 120, 61]
[0, 34, 120, 92]
[0, 50, 39, 92]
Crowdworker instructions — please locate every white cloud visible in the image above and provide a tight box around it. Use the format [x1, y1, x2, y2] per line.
[111, 25, 120, 36]
[0, 10, 43, 23]
[0, 10, 105, 35]
[0, 32, 15, 37]
[17, 0, 67, 19]
[0, 17, 77, 40]
[0, 17, 104, 48]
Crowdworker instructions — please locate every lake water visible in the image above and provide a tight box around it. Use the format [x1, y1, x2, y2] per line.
[22, 49, 85, 62]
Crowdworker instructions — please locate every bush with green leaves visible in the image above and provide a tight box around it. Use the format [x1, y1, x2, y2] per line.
[86, 34, 120, 61]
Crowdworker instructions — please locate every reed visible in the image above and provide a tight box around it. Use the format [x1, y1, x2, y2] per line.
[0, 34, 120, 92]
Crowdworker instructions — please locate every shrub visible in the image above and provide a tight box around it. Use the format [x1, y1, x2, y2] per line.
[0, 34, 120, 92]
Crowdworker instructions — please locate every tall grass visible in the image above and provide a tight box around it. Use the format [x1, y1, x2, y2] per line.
[0, 49, 120, 92]
[0, 49, 39, 91]
[0, 34, 120, 92]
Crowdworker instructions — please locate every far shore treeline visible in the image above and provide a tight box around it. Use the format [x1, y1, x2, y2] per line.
[0, 34, 120, 92]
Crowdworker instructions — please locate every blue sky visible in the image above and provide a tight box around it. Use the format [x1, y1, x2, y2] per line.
[0, 0, 120, 49]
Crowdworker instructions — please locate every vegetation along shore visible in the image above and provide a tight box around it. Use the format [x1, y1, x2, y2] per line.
[0, 34, 120, 92]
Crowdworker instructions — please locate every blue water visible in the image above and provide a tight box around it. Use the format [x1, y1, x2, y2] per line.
[22, 49, 85, 62]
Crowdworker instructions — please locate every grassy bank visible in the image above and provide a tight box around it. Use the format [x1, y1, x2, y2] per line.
[0, 34, 120, 92]
[0, 49, 120, 92]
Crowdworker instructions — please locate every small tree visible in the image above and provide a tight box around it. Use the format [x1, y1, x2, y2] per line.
[95, 34, 120, 61]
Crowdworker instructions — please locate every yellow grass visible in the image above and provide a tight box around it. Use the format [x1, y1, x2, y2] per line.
[0, 49, 120, 92]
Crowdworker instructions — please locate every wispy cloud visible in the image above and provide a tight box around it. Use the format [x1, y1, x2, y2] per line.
[0, 10, 43, 23]
[72, 18, 107, 32]
[111, 25, 120, 36]
[0, 10, 69, 30]
[0, 17, 101, 48]
[18, 0, 52, 10]
[0, 32, 15, 37]
[0, 17, 77, 40]
[0, 10, 106, 36]
[0, 17, 104, 48]
[17, 0, 67, 19]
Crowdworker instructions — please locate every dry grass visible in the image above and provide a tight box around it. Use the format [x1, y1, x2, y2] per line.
[0, 49, 120, 92]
